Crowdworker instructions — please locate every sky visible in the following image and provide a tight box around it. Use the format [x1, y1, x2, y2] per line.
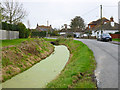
[1, 0, 120, 29]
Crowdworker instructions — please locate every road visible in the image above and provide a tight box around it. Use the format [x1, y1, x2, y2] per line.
[75, 39, 119, 88]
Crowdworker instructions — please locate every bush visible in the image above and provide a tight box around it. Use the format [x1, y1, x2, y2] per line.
[114, 32, 120, 34]
[67, 34, 72, 37]
[2, 22, 31, 38]
[2, 22, 9, 30]
[31, 31, 46, 38]
[25, 29, 31, 38]
[48, 30, 60, 36]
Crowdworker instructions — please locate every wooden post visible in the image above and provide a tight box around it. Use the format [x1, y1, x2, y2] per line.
[100, 5, 103, 35]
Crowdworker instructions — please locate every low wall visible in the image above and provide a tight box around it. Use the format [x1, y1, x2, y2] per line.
[110, 34, 120, 39]
[0, 30, 19, 40]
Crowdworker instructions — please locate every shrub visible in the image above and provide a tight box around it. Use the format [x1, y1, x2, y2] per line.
[2, 22, 31, 38]
[31, 31, 46, 38]
[114, 32, 120, 34]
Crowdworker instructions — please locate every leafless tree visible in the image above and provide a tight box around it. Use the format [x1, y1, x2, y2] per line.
[1, 0, 27, 24]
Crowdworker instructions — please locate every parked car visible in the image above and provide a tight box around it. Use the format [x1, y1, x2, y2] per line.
[97, 33, 112, 41]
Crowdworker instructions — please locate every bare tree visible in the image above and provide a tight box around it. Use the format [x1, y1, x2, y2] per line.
[1, 0, 27, 24]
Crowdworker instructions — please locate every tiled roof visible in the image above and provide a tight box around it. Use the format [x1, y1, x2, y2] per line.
[88, 17, 109, 25]
[36, 25, 52, 31]
[87, 17, 119, 30]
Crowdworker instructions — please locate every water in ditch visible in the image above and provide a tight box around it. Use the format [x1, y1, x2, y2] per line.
[2, 45, 70, 88]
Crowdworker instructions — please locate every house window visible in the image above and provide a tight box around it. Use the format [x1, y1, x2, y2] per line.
[88, 25, 91, 29]
[104, 22, 107, 24]
[111, 22, 115, 27]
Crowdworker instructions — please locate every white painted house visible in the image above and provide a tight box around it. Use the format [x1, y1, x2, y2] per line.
[91, 30, 119, 37]
[59, 29, 84, 37]
[87, 17, 119, 37]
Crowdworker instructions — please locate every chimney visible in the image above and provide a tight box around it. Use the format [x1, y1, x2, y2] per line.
[110, 16, 114, 22]
[37, 23, 39, 27]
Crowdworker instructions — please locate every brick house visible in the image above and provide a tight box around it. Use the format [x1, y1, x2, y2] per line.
[36, 24, 53, 32]
[87, 17, 119, 37]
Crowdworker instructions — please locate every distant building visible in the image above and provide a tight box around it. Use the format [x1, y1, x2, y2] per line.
[87, 17, 119, 37]
[59, 28, 84, 37]
[88, 17, 109, 30]
[36, 24, 53, 32]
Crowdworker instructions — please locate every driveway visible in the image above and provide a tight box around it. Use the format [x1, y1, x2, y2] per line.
[74, 39, 118, 88]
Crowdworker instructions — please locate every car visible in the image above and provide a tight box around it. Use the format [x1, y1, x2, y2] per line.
[97, 33, 112, 41]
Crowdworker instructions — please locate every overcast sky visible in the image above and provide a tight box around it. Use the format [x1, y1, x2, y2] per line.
[2, 0, 120, 29]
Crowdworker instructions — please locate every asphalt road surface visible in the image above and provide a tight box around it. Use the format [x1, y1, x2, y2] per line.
[75, 39, 119, 88]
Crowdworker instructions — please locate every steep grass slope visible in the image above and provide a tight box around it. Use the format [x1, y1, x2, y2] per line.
[2, 38, 54, 82]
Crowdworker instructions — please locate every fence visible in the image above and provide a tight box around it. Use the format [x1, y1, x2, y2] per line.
[0, 30, 19, 40]
[110, 34, 120, 39]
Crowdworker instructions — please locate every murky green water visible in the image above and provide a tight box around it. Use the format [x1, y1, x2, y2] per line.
[2, 45, 70, 88]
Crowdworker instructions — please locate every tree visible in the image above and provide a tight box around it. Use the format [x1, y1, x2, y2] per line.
[1, 0, 27, 24]
[70, 16, 85, 32]
[17, 22, 26, 38]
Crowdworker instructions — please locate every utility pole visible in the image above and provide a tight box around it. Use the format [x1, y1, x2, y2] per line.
[100, 5, 103, 35]
[64, 24, 67, 38]
[46, 20, 49, 37]
[47, 20, 49, 26]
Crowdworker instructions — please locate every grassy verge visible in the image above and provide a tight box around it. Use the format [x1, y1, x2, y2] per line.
[1, 38, 28, 47]
[112, 38, 120, 42]
[46, 38, 97, 88]
[43, 38, 56, 41]
[2, 38, 54, 82]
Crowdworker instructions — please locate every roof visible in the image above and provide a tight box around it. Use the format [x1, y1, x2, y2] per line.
[87, 17, 119, 30]
[88, 17, 109, 25]
[36, 25, 52, 31]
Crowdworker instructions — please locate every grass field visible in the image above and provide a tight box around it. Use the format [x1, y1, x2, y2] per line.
[1, 38, 29, 47]
[46, 38, 97, 88]
[112, 38, 120, 42]
[1, 38, 28, 47]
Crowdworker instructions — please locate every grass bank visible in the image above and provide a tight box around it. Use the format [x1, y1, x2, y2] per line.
[46, 38, 97, 88]
[2, 38, 54, 82]
[112, 38, 120, 42]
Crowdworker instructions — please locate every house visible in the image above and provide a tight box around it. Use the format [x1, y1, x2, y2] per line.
[36, 24, 53, 32]
[59, 28, 84, 37]
[87, 17, 119, 37]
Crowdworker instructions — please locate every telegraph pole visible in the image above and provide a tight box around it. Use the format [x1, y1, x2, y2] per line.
[47, 20, 49, 26]
[64, 24, 67, 38]
[46, 20, 49, 37]
[100, 5, 103, 35]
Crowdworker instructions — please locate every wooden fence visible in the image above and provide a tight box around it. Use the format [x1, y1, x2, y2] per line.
[110, 34, 120, 39]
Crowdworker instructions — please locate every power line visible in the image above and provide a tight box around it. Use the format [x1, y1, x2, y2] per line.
[81, 6, 99, 17]
[103, 5, 118, 7]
